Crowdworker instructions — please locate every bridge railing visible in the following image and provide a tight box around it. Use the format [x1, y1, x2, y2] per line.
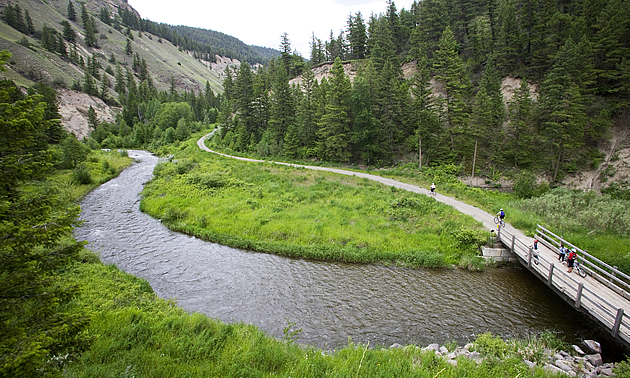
[535, 225, 630, 300]
[496, 226, 629, 344]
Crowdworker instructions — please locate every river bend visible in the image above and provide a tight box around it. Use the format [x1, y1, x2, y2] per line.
[75, 150, 600, 349]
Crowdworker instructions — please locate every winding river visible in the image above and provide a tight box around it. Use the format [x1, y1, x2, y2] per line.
[75, 150, 609, 350]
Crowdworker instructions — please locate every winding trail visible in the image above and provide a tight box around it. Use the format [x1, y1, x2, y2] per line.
[197, 133, 527, 238]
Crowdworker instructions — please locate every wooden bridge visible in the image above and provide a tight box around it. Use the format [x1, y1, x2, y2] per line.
[496, 224, 630, 348]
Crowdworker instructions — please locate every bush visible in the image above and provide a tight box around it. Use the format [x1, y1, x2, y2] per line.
[513, 170, 537, 199]
[73, 163, 93, 184]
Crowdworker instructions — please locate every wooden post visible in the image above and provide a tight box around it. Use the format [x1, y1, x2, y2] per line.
[576, 283, 583, 309]
[612, 267, 618, 284]
[511, 234, 516, 253]
[613, 308, 624, 338]
[548, 264, 554, 286]
[528, 247, 533, 268]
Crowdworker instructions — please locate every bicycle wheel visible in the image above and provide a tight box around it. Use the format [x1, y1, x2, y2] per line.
[494, 217, 500, 224]
[577, 265, 587, 278]
[534, 256, 539, 265]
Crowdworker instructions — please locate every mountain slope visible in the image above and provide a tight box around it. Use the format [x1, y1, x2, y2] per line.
[0, 0, 276, 95]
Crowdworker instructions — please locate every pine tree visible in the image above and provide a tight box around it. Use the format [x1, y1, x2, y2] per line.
[506, 78, 534, 168]
[0, 65, 87, 376]
[296, 65, 319, 153]
[24, 10, 34, 34]
[81, 4, 89, 30]
[316, 57, 351, 162]
[67, 1, 76, 21]
[83, 72, 98, 96]
[125, 38, 133, 55]
[310, 33, 325, 65]
[350, 72, 380, 165]
[99, 7, 112, 25]
[61, 20, 77, 43]
[410, 57, 441, 168]
[433, 26, 470, 153]
[347, 12, 368, 60]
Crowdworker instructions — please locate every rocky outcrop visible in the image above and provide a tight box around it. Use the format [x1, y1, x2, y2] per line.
[57, 89, 117, 140]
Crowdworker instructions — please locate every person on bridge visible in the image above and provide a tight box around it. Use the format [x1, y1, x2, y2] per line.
[430, 183, 436, 194]
[567, 248, 577, 273]
[533, 239, 539, 250]
[496, 208, 505, 221]
[558, 244, 567, 262]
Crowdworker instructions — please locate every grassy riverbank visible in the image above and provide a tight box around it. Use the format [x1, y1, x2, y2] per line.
[141, 135, 490, 270]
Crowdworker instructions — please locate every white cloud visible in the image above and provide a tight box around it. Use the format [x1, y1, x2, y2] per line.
[128, 0, 415, 58]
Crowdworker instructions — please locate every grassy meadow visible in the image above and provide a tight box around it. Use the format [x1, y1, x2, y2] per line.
[141, 137, 491, 270]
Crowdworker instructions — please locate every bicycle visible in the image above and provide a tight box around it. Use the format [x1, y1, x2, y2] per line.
[429, 189, 436, 196]
[494, 217, 505, 227]
[574, 260, 587, 278]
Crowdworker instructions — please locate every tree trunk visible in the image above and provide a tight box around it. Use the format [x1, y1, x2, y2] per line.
[418, 131, 422, 170]
[553, 145, 563, 182]
[472, 137, 478, 179]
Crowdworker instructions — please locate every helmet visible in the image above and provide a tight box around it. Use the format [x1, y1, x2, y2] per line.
[500, 208, 503, 211]
[432, 183, 434, 185]
[571, 248, 576, 253]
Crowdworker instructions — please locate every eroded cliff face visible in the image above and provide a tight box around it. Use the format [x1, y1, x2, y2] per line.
[58, 89, 117, 140]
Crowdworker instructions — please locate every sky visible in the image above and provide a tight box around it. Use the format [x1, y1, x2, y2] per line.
[128, 0, 416, 58]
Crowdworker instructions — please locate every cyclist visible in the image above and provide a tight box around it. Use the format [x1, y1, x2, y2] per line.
[567, 248, 577, 273]
[496, 208, 505, 223]
[430, 183, 436, 194]
[533, 238, 539, 250]
[558, 244, 567, 262]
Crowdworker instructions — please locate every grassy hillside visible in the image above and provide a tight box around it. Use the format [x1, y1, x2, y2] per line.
[0, 0, 247, 95]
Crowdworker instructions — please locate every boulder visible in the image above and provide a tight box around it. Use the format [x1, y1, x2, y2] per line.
[554, 359, 573, 372]
[390, 343, 402, 349]
[572, 345, 585, 355]
[586, 354, 603, 367]
[439, 346, 449, 355]
[581, 340, 602, 354]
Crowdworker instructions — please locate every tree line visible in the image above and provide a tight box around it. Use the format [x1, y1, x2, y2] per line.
[214, 0, 629, 182]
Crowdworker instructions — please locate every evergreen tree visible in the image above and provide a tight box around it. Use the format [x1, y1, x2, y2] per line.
[310, 33, 325, 65]
[538, 39, 588, 181]
[61, 20, 77, 43]
[83, 72, 98, 96]
[125, 38, 133, 55]
[433, 27, 470, 153]
[347, 12, 368, 60]
[506, 78, 534, 167]
[268, 65, 294, 149]
[67, 1, 76, 21]
[350, 71, 380, 165]
[296, 64, 319, 154]
[0, 56, 87, 375]
[410, 57, 441, 168]
[316, 57, 352, 162]
[99, 7, 112, 25]
[24, 10, 34, 34]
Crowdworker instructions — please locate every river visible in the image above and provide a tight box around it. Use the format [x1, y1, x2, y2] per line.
[75, 150, 610, 350]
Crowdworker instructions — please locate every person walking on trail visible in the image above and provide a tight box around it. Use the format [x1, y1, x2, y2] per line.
[567, 248, 577, 273]
[430, 183, 436, 194]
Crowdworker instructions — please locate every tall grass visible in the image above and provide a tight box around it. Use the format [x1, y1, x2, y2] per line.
[141, 142, 490, 269]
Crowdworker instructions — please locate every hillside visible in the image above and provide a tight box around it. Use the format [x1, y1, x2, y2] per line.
[0, 0, 281, 95]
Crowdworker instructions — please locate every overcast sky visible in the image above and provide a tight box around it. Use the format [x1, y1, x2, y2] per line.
[128, 0, 416, 58]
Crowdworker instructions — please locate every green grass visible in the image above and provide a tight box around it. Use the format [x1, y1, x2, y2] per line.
[141, 137, 490, 269]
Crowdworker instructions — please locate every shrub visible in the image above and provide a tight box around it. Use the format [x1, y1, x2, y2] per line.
[513, 170, 537, 199]
[73, 163, 93, 184]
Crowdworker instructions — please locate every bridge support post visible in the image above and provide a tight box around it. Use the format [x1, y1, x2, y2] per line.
[528, 248, 533, 268]
[576, 283, 583, 309]
[511, 235, 515, 252]
[613, 308, 624, 338]
[548, 264, 554, 286]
